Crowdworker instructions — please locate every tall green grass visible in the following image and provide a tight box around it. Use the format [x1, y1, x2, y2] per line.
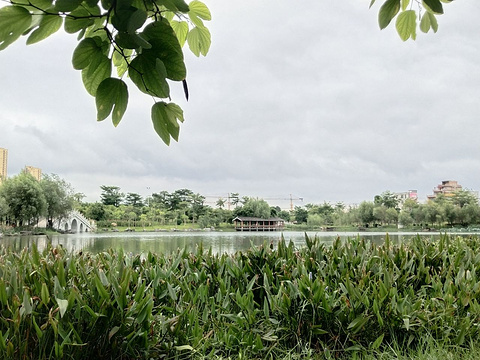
[1, 234, 480, 358]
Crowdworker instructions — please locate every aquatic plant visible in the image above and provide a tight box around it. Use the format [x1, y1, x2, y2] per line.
[1, 234, 480, 358]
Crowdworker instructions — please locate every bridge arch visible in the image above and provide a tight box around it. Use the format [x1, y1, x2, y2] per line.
[71, 219, 78, 233]
[56, 210, 95, 233]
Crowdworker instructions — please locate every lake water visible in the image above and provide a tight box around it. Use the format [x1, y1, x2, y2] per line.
[1, 230, 478, 255]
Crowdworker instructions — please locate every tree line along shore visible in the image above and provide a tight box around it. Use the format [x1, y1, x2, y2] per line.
[2, 173, 479, 234]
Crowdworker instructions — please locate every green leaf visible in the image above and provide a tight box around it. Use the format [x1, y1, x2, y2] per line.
[166, 103, 184, 123]
[113, 49, 131, 76]
[423, 0, 443, 14]
[111, 5, 146, 34]
[115, 32, 151, 50]
[96, 78, 129, 126]
[111, 7, 134, 32]
[173, 0, 190, 12]
[167, 282, 177, 301]
[21, 290, 33, 317]
[420, 12, 431, 33]
[27, 15, 63, 45]
[188, 1, 211, 29]
[189, 1, 211, 21]
[311, 326, 328, 335]
[72, 37, 102, 70]
[371, 333, 384, 349]
[129, 54, 170, 98]
[82, 54, 112, 96]
[136, 295, 153, 324]
[188, 12, 204, 28]
[128, 8, 147, 33]
[64, 7, 96, 34]
[347, 315, 370, 334]
[151, 102, 184, 145]
[171, 20, 189, 47]
[428, 12, 438, 32]
[396, 10, 417, 41]
[55, 0, 82, 12]
[378, 0, 401, 30]
[0, 6, 33, 50]
[141, 21, 186, 81]
[263, 300, 270, 318]
[56, 298, 69, 318]
[158, 0, 189, 12]
[187, 26, 211, 57]
[108, 326, 120, 341]
[94, 273, 110, 300]
[32, 317, 44, 339]
[401, 0, 410, 11]
[30, 0, 55, 8]
[41, 282, 50, 305]
[54, 276, 64, 300]
[175, 345, 194, 351]
[165, 103, 183, 142]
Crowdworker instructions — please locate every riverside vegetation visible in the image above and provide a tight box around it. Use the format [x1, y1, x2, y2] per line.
[2, 174, 480, 233]
[1, 234, 480, 359]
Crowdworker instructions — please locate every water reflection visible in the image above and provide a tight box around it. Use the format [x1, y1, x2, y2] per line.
[0, 231, 475, 255]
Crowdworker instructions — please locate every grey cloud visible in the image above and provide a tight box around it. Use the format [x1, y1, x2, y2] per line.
[1, 0, 479, 205]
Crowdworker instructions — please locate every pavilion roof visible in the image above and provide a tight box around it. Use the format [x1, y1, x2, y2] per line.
[233, 216, 285, 222]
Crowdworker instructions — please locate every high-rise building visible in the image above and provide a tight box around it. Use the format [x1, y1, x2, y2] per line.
[24, 166, 42, 181]
[0, 148, 7, 184]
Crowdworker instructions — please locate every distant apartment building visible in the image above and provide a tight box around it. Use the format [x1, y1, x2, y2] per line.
[395, 190, 418, 202]
[0, 148, 7, 184]
[427, 180, 462, 201]
[24, 166, 42, 181]
[394, 190, 418, 208]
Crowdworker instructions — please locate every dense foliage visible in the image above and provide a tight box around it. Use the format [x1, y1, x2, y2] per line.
[0, 0, 211, 144]
[1, 234, 480, 359]
[300, 190, 480, 229]
[0, 173, 75, 227]
[1, 177, 479, 230]
[77, 186, 480, 230]
[0, 172, 47, 226]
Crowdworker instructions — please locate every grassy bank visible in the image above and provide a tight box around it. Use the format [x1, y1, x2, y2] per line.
[1, 234, 480, 359]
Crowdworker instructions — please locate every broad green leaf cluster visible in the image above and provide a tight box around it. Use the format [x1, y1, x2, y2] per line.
[0, 0, 458, 144]
[372, 0, 453, 41]
[0, 0, 211, 145]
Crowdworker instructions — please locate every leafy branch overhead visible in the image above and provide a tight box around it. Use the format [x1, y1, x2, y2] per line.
[0, 0, 211, 145]
[0, 0, 454, 144]
[372, 0, 453, 41]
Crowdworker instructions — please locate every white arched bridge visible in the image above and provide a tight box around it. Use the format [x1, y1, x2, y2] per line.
[56, 210, 95, 233]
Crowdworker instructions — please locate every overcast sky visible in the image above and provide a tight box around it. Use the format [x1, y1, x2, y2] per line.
[1, 1, 479, 209]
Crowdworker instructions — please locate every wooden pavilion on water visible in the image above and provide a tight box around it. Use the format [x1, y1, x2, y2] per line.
[233, 217, 285, 231]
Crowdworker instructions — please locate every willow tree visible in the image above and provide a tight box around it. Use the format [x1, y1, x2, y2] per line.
[0, 0, 452, 143]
